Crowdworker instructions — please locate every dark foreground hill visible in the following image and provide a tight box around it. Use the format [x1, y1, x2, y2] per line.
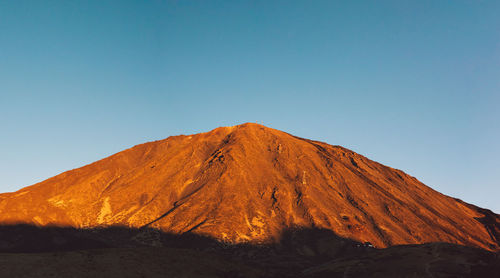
[0, 225, 498, 278]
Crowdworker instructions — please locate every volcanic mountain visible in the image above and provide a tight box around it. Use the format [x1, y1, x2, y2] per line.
[0, 123, 498, 251]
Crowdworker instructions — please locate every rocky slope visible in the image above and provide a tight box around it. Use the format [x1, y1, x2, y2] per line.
[0, 123, 498, 251]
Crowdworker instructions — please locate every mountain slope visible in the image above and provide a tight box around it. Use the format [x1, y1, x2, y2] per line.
[0, 123, 498, 251]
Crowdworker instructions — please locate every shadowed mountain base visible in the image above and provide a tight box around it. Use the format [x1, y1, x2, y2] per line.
[0, 224, 498, 277]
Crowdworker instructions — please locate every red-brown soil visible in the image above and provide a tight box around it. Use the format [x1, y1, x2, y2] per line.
[0, 123, 498, 251]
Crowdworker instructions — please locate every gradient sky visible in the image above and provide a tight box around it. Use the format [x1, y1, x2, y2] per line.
[1, 1, 499, 213]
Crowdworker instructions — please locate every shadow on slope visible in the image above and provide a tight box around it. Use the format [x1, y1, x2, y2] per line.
[0, 224, 498, 277]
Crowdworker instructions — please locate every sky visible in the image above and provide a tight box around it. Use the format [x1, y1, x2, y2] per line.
[0, 1, 499, 213]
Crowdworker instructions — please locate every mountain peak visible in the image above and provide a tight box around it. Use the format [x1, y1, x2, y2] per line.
[0, 124, 498, 251]
[205, 122, 277, 138]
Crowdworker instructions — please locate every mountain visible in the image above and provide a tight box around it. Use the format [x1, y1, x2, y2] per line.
[0, 123, 498, 252]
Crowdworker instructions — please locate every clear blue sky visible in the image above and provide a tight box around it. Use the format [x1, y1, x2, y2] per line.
[1, 1, 499, 212]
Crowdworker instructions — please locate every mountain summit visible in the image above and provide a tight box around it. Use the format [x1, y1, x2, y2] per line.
[0, 123, 498, 251]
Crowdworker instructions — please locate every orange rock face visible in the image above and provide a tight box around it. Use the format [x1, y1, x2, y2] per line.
[0, 123, 498, 251]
